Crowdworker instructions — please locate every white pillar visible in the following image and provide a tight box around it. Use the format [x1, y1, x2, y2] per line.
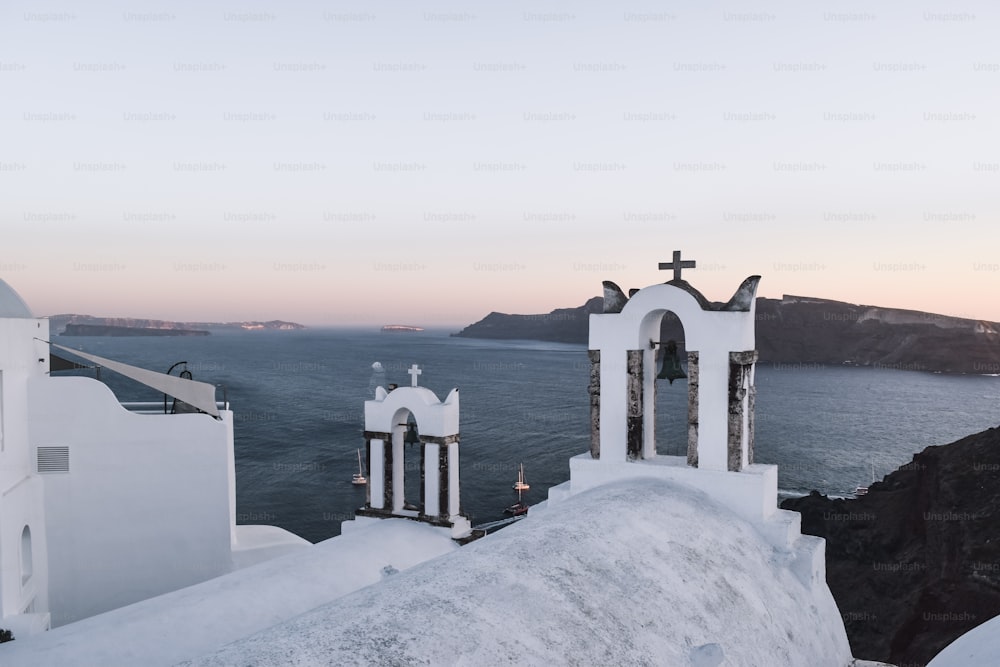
[447, 442, 460, 518]
[696, 348, 728, 471]
[392, 428, 405, 513]
[741, 375, 750, 469]
[642, 346, 656, 459]
[370, 439, 385, 509]
[424, 443, 440, 516]
[598, 348, 628, 462]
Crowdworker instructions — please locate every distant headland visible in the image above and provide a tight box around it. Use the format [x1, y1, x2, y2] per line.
[50, 314, 306, 336]
[453, 294, 1000, 374]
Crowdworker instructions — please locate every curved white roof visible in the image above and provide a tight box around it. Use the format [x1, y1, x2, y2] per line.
[0, 478, 858, 665]
[0, 278, 33, 318]
[187, 478, 854, 666]
[927, 613, 1000, 666]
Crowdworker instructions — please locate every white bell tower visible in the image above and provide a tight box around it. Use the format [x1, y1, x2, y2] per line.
[588, 251, 761, 471]
[561, 254, 787, 532]
[358, 365, 471, 540]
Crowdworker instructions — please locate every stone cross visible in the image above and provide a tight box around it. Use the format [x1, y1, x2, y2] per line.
[659, 250, 696, 281]
[408, 364, 422, 387]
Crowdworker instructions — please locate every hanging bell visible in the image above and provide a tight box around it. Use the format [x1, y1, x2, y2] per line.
[657, 339, 687, 384]
[403, 420, 420, 446]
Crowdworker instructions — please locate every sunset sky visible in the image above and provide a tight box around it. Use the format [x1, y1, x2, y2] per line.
[2, 1, 997, 326]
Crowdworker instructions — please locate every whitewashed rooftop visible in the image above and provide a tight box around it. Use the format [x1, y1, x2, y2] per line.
[181, 478, 854, 666]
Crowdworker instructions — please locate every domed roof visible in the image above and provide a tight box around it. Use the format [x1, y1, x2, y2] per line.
[185, 478, 854, 666]
[0, 279, 33, 318]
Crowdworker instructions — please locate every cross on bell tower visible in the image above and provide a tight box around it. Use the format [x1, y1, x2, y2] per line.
[408, 364, 422, 387]
[659, 250, 696, 282]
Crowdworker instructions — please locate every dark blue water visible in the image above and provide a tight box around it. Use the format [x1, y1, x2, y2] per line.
[55, 329, 1000, 543]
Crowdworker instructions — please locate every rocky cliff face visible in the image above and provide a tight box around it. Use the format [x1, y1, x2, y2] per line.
[755, 296, 1000, 374]
[782, 426, 1000, 666]
[451, 297, 602, 344]
[453, 295, 1000, 374]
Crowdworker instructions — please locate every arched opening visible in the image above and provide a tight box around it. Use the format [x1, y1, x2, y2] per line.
[391, 408, 423, 514]
[21, 525, 32, 585]
[653, 310, 689, 457]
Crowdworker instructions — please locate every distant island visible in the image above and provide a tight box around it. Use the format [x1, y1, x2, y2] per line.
[50, 314, 306, 336]
[381, 325, 425, 333]
[453, 294, 1000, 374]
[62, 324, 209, 337]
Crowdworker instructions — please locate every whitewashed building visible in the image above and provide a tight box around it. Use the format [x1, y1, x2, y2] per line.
[0, 281, 51, 638]
[0, 279, 306, 635]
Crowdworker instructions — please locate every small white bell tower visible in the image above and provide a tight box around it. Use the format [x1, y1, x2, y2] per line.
[358, 365, 471, 539]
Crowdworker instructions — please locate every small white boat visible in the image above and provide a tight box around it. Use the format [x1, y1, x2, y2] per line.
[854, 460, 875, 497]
[512, 462, 529, 491]
[352, 449, 367, 486]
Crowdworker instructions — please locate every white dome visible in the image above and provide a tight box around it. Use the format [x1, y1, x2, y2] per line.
[927, 614, 1000, 666]
[0, 279, 33, 318]
[186, 478, 854, 666]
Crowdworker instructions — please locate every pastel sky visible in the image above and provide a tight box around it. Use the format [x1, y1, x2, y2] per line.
[2, 1, 998, 326]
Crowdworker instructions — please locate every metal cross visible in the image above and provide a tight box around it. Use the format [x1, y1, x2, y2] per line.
[408, 364, 422, 387]
[659, 250, 696, 281]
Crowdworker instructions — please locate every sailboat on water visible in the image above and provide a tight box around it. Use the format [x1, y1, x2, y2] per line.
[505, 463, 529, 516]
[512, 462, 529, 491]
[352, 449, 367, 486]
[504, 492, 528, 516]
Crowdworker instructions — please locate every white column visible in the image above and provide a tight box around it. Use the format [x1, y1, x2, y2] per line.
[741, 374, 750, 469]
[642, 346, 657, 459]
[370, 439, 385, 509]
[447, 442, 460, 518]
[423, 443, 440, 517]
[696, 348, 728, 471]
[392, 428, 405, 513]
[598, 347, 628, 463]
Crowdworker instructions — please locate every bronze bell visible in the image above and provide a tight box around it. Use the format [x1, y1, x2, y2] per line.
[657, 339, 687, 384]
[403, 420, 420, 446]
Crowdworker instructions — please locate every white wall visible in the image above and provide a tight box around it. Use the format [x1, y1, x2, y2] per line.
[0, 317, 51, 627]
[0, 477, 49, 625]
[28, 375, 234, 627]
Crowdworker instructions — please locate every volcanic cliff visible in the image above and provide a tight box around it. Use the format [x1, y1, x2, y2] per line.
[454, 295, 1000, 374]
[782, 426, 1000, 666]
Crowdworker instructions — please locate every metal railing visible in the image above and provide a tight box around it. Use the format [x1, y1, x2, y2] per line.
[120, 400, 231, 415]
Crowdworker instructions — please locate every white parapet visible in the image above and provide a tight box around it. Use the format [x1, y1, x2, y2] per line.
[567, 453, 828, 593]
[569, 454, 779, 533]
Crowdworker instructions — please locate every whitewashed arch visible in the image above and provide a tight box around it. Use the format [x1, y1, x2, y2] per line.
[360, 383, 463, 526]
[588, 277, 760, 472]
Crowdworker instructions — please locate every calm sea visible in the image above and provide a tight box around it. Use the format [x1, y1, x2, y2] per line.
[56, 328, 1000, 543]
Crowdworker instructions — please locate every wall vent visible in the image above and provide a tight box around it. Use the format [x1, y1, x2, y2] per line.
[37, 446, 70, 474]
